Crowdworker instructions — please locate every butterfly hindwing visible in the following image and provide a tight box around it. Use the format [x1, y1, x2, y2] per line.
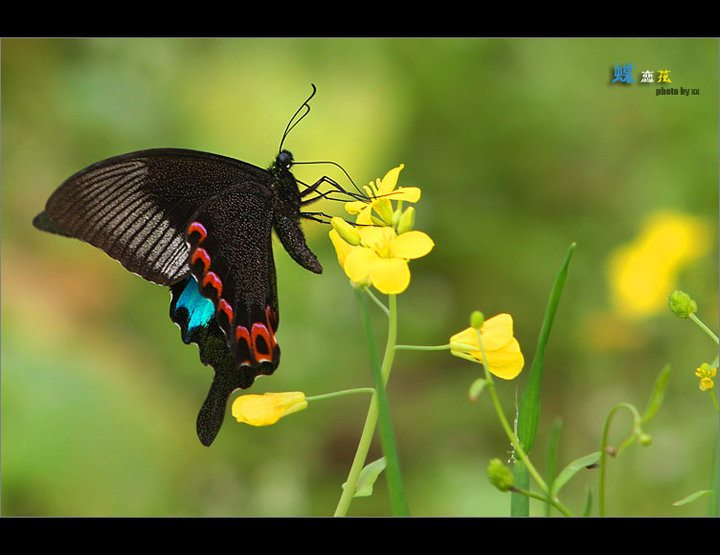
[185, 189, 281, 373]
[170, 275, 259, 446]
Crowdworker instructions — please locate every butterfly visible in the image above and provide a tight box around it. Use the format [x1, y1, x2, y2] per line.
[33, 85, 351, 446]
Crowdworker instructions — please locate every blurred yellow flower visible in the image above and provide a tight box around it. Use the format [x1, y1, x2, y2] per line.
[345, 164, 421, 226]
[332, 224, 434, 295]
[231, 392, 307, 426]
[607, 211, 711, 319]
[450, 313, 525, 380]
[695, 363, 717, 392]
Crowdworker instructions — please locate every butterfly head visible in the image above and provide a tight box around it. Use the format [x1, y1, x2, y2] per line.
[277, 150, 293, 170]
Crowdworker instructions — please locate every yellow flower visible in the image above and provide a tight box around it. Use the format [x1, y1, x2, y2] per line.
[231, 392, 307, 426]
[334, 224, 434, 295]
[607, 211, 711, 320]
[695, 363, 717, 392]
[345, 164, 421, 226]
[450, 313, 524, 380]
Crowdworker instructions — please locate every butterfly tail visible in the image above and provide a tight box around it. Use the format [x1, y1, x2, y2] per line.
[196, 372, 237, 446]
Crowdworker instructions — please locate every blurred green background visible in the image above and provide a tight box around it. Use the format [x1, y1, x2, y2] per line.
[1, 38, 717, 517]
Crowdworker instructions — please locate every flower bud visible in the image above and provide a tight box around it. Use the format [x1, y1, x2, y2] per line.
[397, 206, 416, 234]
[639, 433, 652, 446]
[392, 207, 402, 229]
[668, 290, 697, 318]
[331, 217, 361, 246]
[231, 392, 307, 426]
[470, 310, 485, 329]
[487, 458, 514, 492]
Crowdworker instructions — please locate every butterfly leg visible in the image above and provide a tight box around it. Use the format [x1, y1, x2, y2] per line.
[299, 175, 364, 205]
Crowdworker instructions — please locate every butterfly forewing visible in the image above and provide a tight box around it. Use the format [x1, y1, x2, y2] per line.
[40, 149, 273, 286]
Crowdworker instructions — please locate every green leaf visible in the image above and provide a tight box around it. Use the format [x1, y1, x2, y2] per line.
[544, 418, 563, 515]
[511, 243, 576, 516]
[673, 490, 712, 507]
[642, 364, 671, 424]
[551, 452, 601, 497]
[353, 458, 387, 498]
[582, 485, 593, 516]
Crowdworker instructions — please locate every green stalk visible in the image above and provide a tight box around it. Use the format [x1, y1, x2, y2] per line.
[373, 294, 409, 515]
[334, 291, 408, 516]
[334, 393, 381, 516]
[475, 329, 571, 516]
[689, 313, 719, 344]
[307, 388, 375, 402]
[598, 402, 643, 516]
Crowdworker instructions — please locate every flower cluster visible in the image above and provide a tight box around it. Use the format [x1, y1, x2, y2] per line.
[607, 211, 710, 320]
[329, 165, 434, 295]
[695, 363, 717, 392]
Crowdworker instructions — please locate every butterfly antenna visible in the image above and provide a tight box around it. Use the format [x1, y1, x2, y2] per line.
[279, 84, 317, 153]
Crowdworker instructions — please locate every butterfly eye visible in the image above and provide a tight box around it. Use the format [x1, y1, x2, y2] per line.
[277, 150, 293, 169]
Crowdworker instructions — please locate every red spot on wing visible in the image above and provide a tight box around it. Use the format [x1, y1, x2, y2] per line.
[218, 298, 234, 326]
[265, 305, 279, 334]
[191, 247, 211, 274]
[251, 323, 274, 363]
[234, 325, 252, 366]
[187, 221, 207, 244]
[202, 271, 223, 299]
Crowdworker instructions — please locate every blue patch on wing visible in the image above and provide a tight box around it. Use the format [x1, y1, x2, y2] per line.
[175, 275, 215, 340]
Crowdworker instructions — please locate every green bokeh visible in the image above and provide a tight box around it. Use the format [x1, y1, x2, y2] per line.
[2, 37, 717, 516]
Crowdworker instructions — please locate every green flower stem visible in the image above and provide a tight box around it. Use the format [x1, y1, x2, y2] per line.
[474, 329, 571, 516]
[306, 388, 375, 403]
[362, 285, 390, 317]
[710, 388, 719, 413]
[510, 487, 570, 514]
[598, 402, 643, 516]
[334, 291, 408, 516]
[397, 341, 574, 514]
[689, 313, 719, 344]
[375, 294, 409, 515]
[395, 343, 451, 351]
[334, 393, 381, 516]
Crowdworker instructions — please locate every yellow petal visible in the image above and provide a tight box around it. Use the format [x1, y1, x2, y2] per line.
[382, 186, 421, 203]
[450, 327, 479, 351]
[369, 257, 411, 294]
[376, 164, 404, 194]
[344, 246, 380, 282]
[345, 200, 370, 215]
[358, 225, 396, 251]
[391, 230, 434, 260]
[484, 339, 525, 380]
[479, 314, 516, 351]
[329, 229, 352, 266]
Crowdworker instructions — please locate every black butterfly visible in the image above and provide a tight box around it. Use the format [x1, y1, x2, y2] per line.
[33, 86, 350, 446]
